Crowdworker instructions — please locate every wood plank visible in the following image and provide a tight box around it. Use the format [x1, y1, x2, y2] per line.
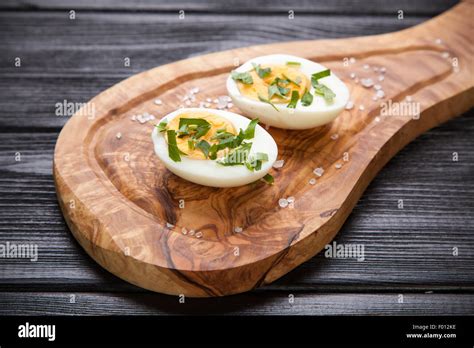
[0, 0, 458, 15]
[0, 12, 427, 129]
[0, 291, 471, 315]
[1, 112, 472, 291]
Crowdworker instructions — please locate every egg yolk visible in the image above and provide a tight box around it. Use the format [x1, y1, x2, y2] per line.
[237, 64, 310, 103]
[166, 112, 236, 160]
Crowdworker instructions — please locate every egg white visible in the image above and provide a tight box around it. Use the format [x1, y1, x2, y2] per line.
[226, 54, 350, 130]
[151, 108, 278, 188]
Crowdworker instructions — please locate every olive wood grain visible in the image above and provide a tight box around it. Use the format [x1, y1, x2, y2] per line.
[54, 2, 474, 297]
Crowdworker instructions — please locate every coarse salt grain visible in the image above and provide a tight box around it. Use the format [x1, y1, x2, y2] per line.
[359, 105, 365, 111]
[188, 230, 195, 236]
[376, 90, 385, 98]
[331, 133, 339, 140]
[335, 163, 342, 169]
[441, 52, 450, 59]
[345, 101, 354, 110]
[375, 116, 381, 122]
[406, 95, 413, 102]
[206, 98, 212, 103]
[313, 167, 324, 177]
[350, 72, 356, 79]
[363, 64, 370, 70]
[380, 67, 386, 73]
[378, 75, 385, 82]
[154, 99, 162, 105]
[273, 160, 285, 169]
[278, 198, 289, 208]
[309, 178, 316, 185]
[195, 231, 203, 238]
[349, 57, 356, 64]
[374, 84, 382, 90]
[287, 196, 295, 203]
[361, 78, 374, 88]
[181, 228, 188, 235]
[234, 226, 243, 233]
[166, 222, 174, 229]
[227, 102, 233, 109]
[116, 132, 122, 139]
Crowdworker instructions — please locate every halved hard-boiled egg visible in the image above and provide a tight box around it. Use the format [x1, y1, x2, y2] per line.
[152, 108, 278, 187]
[226, 54, 349, 130]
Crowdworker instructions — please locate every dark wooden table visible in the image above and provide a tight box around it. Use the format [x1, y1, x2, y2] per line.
[0, 0, 472, 315]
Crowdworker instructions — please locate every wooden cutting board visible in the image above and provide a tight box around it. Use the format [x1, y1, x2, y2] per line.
[54, 2, 473, 297]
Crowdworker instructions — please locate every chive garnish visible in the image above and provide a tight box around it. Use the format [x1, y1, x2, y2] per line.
[311, 69, 331, 81]
[187, 139, 195, 150]
[217, 142, 252, 166]
[252, 63, 271, 78]
[301, 89, 313, 106]
[286, 61, 301, 66]
[246, 152, 269, 171]
[287, 90, 299, 108]
[311, 69, 335, 102]
[178, 118, 211, 139]
[156, 121, 168, 132]
[262, 173, 274, 185]
[195, 139, 211, 158]
[231, 71, 253, 84]
[282, 74, 301, 87]
[167, 130, 182, 162]
[313, 83, 336, 103]
[258, 95, 279, 112]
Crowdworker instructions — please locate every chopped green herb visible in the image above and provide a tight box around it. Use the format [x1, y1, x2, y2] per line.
[262, 173, 274, 184]
[231, 71, 253, 85]
[287, 90, 299, 108]
[310, 69, 335, 102]
[286, 61, 301, 66]
[313, 83, 336, 103]
[246, 152, 269, 171]
[252, 63, 271, 78]
[311, 69, 331, 81]
[270, 77, 290, 97]
[208, 144, 218, 160]
[178, 118, 210, 129]
[178, 118, 211, 139]
[268, 84, 288, 99]
[282, 74, 301, 87]
[258, 95, 279, 112]
[301, 89, 313, 106]
[217, 142, 252, 166]
[167, 130, 182, 162]
[195, 139, 211, 158]
[271, 77, 289, 87]
[187, 139, 195, 150]
[156, 121, 168, 132]
[243, 118, 259, 140]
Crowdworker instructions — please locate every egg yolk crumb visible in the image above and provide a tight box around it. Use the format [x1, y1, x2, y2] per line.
[166, 112, 236, 160]
[237, 64, 310, 103]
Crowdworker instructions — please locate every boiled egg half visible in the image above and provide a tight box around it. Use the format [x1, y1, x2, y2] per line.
[152, 108, 278, 187]
[226, 54, 349, 129]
